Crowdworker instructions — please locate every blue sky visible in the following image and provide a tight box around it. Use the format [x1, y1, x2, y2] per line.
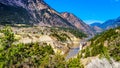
[44, 0, 120, 24]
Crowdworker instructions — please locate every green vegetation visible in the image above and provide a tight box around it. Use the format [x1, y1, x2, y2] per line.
[50, 27, 86, 42]
[81, 43, 110, 59]
[67, 56, 84, 68]
[0, 3, 31, 25]
[0, 26, 84, 68]
[90, 29, 118, 43]
[0, 26, 54, 67]
[1, 26, 120, 68]
[51, 33, 70, 42]
[80, 27, 120, 61]
[50, 27, 87, 38]
[59, 27, 87, 38]
[109, 43, 120, 61]
[0, 26, 15, 49]
[0, 43, 54, 68]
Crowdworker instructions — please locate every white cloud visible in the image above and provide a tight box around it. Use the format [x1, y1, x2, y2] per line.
[83, 20, 104, 24]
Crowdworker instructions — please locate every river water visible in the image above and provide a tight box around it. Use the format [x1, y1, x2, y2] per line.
[65, 36, 93, 60]
[65, 47, 80, 60]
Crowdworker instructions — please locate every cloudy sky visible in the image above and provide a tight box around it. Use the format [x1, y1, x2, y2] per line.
[44, 0, 120, 24]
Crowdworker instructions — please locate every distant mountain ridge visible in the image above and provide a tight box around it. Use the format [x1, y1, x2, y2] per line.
[90, 22, 102, 27]
[102, 17, 120, 29]
[91, 16, 120, 30]
[0, 0, 96, 35]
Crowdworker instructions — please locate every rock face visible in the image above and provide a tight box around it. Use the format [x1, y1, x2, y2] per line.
[0, 0, 73, 27]
[93, 26, 103, 33]
[86, 58, 120, 68]
[90, 22, 103, 33]
[0, 0, 47, 9]
[0, 0, 96, 35]
[61, 12, 95, 36]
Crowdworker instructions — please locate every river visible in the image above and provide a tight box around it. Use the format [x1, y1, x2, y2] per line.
[65, 47, 80, 60]
[65, 36, 93, 60]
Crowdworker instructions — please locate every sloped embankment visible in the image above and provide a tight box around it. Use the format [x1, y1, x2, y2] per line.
[80, 27, 120, 68]
[12, 26, 86, 55]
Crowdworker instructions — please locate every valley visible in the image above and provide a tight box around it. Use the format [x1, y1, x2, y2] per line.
[0, 0, 120, 68]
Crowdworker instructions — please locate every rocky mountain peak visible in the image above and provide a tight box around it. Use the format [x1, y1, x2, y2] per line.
[61, 12, 74, 18]
[0, 0, 96, 36]
[0, 0, 68, 26]
[61, 12, 81, 21]
[61, 12, 96, 36]
[0, 0, 48, 10]
[0, 0, 44, 5]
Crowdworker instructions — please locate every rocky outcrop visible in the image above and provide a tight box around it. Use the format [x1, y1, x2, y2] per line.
[86, 58, 120, 68]
[61, 12, 96, 36]
[92, 26, 103, 33]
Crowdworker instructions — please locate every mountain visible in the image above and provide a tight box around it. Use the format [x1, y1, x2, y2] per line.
[101, 17, 120, 29]
[0, 0, 95, 36]
[92, 26, 103, 33]
[91, 17, 120, 30]
[90, 22, 102, 27]
[90, 22, 103, 33]
[0, 0, 73, 27]
[61, 12, 95, 36]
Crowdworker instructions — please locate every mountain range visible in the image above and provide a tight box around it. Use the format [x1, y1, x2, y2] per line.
[91, 16, 120, 30]
[0, 0, 96, 36]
